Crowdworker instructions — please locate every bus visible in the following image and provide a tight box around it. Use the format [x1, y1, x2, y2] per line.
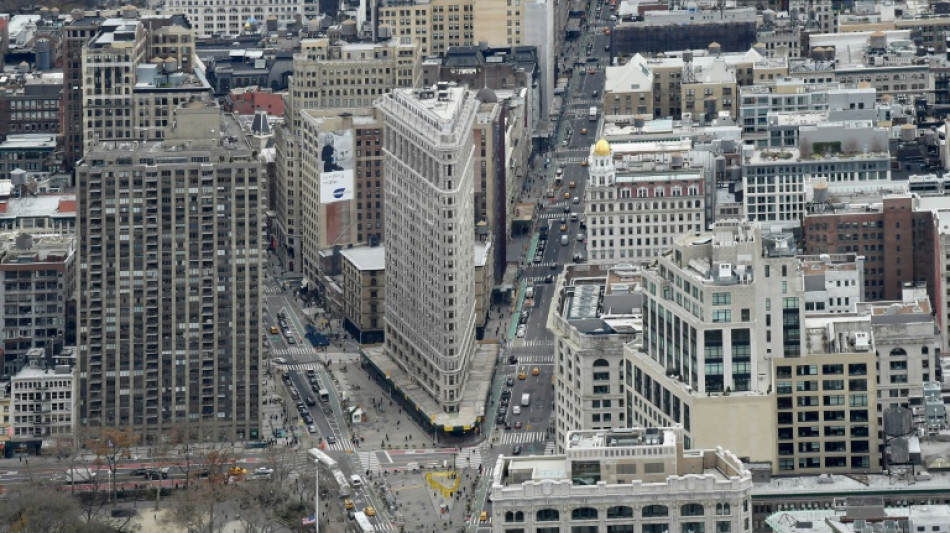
[353, 511, 376, 533]
[308, 447, 351, 497]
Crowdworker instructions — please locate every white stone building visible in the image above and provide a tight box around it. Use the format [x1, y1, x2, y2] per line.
[548, 264, 642, 452]
[490, 426, 753, 533]
[11, 364, 76, 441]
[741, 123, 891, 231]
[584, 139, 706, 264]
[856, 285, 940, 420]
[160, 0, 313, 37]
[377, 84, 478, 412]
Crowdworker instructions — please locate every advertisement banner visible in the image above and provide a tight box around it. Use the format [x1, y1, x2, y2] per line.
[319, 170, 354, 203]
[318, 129, 354, 204]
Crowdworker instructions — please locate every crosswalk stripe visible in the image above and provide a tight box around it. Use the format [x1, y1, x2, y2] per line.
[510, 354, 554, 364]
[272, 346, 317, 357]
[499, 431, 547, 445]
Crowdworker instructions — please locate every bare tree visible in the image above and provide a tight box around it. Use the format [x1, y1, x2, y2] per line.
[168, 421, 203, 488]
[0, 484, 115, 533]
[87, 427, 140, 502]
[164, 447, 238, 533]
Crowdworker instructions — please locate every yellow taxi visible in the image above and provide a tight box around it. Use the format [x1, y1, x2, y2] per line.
[364, 506, 377, 517]
[269, 325, 279, 334]
[518, 371, 527, 380]
[344, 499, 355, 510]
[480, 511, 489, 522]
[580, 128, 588, 135]
[531, 367, 540, 376]
[564, 192, 571, 199]
[581, 160, 589, 167]
[569, 181, 576, 189]
[559, 223, 568, 232]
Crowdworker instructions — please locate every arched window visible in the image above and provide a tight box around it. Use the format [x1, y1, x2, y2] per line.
[515, 511, 524, 522]
[890, 348, 907, 357]
[642, 504, 669, 517]
[536, 508, 559, 522]
[505, 511, 514, 522]
[572, 507, 598, 520]
[607, 505, 634, 518]
[593, 358, 610, 367]
[716, 502, 731, 515]
[681, 503, 705, 516]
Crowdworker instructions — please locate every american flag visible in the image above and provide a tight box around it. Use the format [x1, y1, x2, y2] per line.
[302, 515, 316, 526]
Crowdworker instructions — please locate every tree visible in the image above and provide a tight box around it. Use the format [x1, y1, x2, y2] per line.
[164, 447, 237, 533]
[0, 485, 114, 533]
[87, 426, 140, 502]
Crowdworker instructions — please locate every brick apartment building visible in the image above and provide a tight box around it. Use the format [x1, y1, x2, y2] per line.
[802, 195, 935, 302]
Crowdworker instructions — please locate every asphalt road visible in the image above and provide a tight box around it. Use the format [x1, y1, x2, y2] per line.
[469, 5, 613, 530]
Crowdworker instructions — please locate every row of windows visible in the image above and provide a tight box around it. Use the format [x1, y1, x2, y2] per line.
[510, 503, 735, 522]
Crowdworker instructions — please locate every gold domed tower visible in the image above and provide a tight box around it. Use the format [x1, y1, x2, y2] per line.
[588, 138, 615, 187]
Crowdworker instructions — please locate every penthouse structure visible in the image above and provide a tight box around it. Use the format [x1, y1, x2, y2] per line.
[490, 427, 753, 533]
[75, 103, 262, 441]
[377, 84, 478, 412]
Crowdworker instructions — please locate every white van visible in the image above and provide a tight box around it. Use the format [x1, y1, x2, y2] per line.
[525, 286, 535, 299]
[572, 196, 580, 204]
[560, 235, 569, 246]
[350, 474, 362, 487]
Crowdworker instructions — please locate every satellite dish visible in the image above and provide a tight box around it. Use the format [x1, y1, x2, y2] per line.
[883, 406, 913, 437]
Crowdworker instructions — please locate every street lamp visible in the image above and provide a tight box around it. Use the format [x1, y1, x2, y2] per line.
[307, 448, 322, 533]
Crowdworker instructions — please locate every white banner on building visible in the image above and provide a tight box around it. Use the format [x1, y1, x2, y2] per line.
[319, 169, 354, 204]
[318, 129, 354, 204]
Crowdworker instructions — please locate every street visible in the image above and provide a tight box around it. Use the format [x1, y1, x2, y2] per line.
[466, 4, 613, 530]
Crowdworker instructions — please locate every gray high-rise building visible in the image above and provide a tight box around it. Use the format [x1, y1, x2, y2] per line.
[377, 84, 478, 412]
[75, 101, 262, 441]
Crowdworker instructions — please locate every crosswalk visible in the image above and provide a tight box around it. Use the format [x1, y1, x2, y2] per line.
[519, 340, 555, 349]
[358, 451, 382, 474]
[556, 156, 588, 163]
[373, 520, 397, 533]
[522, 275, 551, 284]
[498, 431, 548, 445]
[322, 437, 353, 452]
[456, 446, 483, 469]
[571, 98, 600, 106]
[279, 361, 323, 371]
[509, 353, 554, 363]
[529, 261, 561, 270]
[271, 346, 316, 357]
[262, 285, 283, 295]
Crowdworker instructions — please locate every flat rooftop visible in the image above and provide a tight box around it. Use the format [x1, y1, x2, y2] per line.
[0, 195, 77, 219]
[340, 245, 385, 271]
[567, 427, 673, 450]
[0, 134, 57, 150]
